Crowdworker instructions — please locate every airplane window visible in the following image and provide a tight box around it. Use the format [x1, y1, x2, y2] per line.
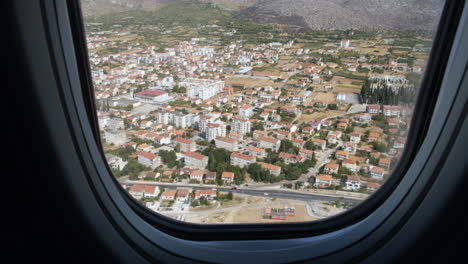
[78, 0, 446, 224]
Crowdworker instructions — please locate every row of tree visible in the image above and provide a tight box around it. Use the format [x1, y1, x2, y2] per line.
[360, 80, 418, 105]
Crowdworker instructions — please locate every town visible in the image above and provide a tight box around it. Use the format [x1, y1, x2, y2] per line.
[85, 2, 429, 223]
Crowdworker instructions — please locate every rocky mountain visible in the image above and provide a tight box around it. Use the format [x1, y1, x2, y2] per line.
[235, 0, 445, 31]
[80, 0, 445, 31]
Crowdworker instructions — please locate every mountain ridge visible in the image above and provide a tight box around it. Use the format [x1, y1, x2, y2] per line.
[81, 0, 445, 31]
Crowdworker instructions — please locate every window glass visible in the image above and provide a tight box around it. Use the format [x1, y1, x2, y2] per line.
[81, 0, 444, 224]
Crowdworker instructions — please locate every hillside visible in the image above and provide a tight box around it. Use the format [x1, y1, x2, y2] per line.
[81, 0, 445, 31]
[235, 0, 445, 31]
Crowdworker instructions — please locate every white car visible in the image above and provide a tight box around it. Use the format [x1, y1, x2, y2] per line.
[263, 193, 269, 196]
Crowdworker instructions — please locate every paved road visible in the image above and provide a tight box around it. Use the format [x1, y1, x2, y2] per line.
[121, 180, 362, 204]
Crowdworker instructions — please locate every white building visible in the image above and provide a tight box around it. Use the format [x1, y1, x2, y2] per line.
[104, 129, 127, 146]
[129, 185, 160, 199]
[205, 122, 226, 141]
[345, 175, 361, 191]
[180, 78, 224, 100]
[340, 39, 350, 48]
[239, 104, 254, 118]
[105, 153, 128, 171]
[231, 117, 251, 135]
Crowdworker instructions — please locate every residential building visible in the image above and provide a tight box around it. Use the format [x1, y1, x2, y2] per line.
[180, 78, 224, 100]
[161, 190, 177, 200]
[315, 174, 333, 188]
[248, 146, 267, 159]
[137, 151, 161, 169]
[311, 138, 326, 150]
[205, 122, 226, 141]
[342, 158, 357, 172]
[239, 104, 254, 118]
[195, 189, 217, 200]
[230, 152, 256, 168]
[324, 163, 339, 174]
[221, 171, 234, 183]
[279, 152, 303, 164]
[231, 117, 251, 135]
[345, 175, 361, 191]
[215, 136, 239, 152]
[299, 148, 313, 160]
[183, 151, 208, 169]
[190, 169, 204, 182]
[350, 133, 361, 143]
[129, 184, 160, 199]
[173, 137, 197, 152]
[258, 136, 280, 151]
[175, 189, 189, 202]
[336, 150, 350, 160]
[260, 162, 281, 176]
[205, 171, 217, 182]
[371, 166, 385, 179]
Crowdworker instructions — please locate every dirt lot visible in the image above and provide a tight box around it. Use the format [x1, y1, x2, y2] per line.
[296, 110, 344, 123]
[331, 76, 363, 93]
[184, 195, 318, 224]
[311, 92, 336, 103]
[225, 77, 276, 89]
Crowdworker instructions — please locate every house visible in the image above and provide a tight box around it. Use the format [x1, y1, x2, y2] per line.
[195, 189, 217, 200]
[337, 122, 348, 130]
[315, 174, 333, 188]
[311, 138, 326, 150]
[335, 150, 350, 160]
[161, 190, 177, 200]
[128, 184, 160, 199]
[175, 189, 189, 202]
[260, 162, 282, 176]
[299, 148, 313, 160]
[205, 171, 217, 182]
[215, 136, 239, 152]
[324, 163, 339, 174]
[345, 175, 361, 191]
[394, 137, 406, 149]
[350, 133, 361, 144]
[367, 104, 380, 114]
[183, 151, 208, 169]
[379, 158, 391, 168]
[137, 151, 161, 169]
[342, 158, 357, 172]
[383, 106, 401, 117]
[105, 153, 127, 171]
[190, 169, 204, 182]
[343, 142, 357, 154]
[291, 138, 305, 149]
[152, 134, 171, 145]
[231, 152, 256, 168]
[371, 166, 385, 179]
[302, 126, 314, 135]
[368, 132, 381, 142]
[279, 152, 303, 164]
[221, 171, 235, 183]
[367, 182, 381, 192]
